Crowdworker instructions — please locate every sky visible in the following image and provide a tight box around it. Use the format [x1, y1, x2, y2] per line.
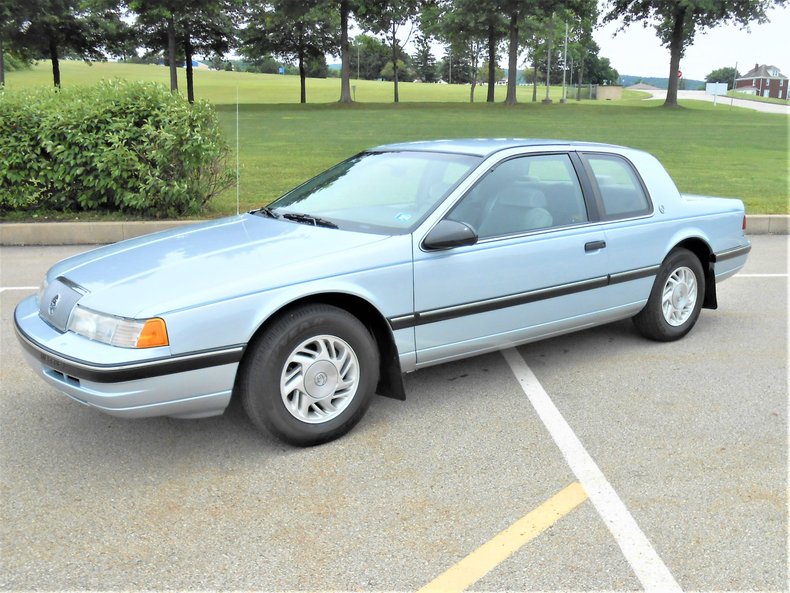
[593, 4, 789, 80]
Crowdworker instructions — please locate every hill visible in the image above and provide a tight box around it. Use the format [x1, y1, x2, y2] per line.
[619, 74, 705, 90]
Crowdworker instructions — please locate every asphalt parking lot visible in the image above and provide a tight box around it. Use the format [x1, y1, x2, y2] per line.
[1, 236, 786, 592]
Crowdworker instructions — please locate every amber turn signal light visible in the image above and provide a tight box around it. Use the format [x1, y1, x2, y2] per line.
[136, 318, 169, 348]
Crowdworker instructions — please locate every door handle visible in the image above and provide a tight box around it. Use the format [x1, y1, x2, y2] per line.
[585, 240, 606, 252]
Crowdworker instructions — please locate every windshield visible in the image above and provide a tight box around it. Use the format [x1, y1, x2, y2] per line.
[266, 151, 481, 234]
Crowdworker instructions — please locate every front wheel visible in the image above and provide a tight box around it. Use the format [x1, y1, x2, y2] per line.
[633, 248, 705, 342]
[238, 304, 379, 446]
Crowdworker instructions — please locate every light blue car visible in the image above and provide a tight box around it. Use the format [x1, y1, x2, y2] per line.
[14, 139, 751, 445]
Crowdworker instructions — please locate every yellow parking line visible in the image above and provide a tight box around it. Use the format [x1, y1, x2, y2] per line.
[417, 482, 588, 593]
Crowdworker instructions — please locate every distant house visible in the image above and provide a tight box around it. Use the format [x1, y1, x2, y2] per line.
[735, 64, 788, 99]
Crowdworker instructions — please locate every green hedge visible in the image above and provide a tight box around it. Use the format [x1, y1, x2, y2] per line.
[0, 80, 233, 217]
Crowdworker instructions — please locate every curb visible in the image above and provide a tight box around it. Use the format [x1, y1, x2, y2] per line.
[0, 221, 199, 246]
[0, 215, 788, 246]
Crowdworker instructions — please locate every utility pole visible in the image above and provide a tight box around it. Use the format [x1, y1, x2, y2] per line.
[560, 20, 568, 103]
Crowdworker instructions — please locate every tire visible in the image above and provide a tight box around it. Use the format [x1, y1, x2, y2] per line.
[632, 248, 705, 342]
[238, 304, 379, 446]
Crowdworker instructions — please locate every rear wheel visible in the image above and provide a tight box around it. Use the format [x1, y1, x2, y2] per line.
[633, 248, 705, 342]
[239, 304, 379, 446]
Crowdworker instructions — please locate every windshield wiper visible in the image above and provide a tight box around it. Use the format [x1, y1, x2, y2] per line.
[251, 206, 280, 219]
[281, 212, 338, 229]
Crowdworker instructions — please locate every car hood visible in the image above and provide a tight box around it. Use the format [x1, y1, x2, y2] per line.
[48, 214, 400, 318]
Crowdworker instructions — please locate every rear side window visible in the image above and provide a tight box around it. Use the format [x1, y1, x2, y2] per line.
[584, 154, 651, 219]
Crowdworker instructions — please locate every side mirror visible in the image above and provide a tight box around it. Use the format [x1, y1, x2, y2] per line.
[422, 220, 478, 250]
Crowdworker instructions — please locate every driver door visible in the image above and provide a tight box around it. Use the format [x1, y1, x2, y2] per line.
[411, 152, 611, 366]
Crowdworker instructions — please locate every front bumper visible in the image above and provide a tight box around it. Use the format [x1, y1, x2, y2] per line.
[14, 295, 243, 419]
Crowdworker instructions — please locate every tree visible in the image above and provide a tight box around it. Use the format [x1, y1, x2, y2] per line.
[411, 33, 436, 82]
[241, 53, 281, 74]
[7, 0, 125, 87]
[380, 58, 411, 81]
[349, 34, 388, 79]
[562, 11, 596, 97]
[242, 0, 338, 103]
[130, 0, 240, 102]
[357, 0, 419, 103]
[0, 0, 13, 86]
[500, 1, 542, 104]
[438, 46, 473, 84]
[479, 60, 504, 83]
[305, 52, 328, 78]
[605, 0, 786, 107]
[128, 0, 182, 93]
[705, 66, 740, 89]
[522, 14, 545, 101]
[500, 0, 594, 105]
[501, 1, 551, 104]
[178, 2, 239, 103]
[425, 0, 507, 102]
[337, 0, 352, 102]
[584, 51, 618, 84]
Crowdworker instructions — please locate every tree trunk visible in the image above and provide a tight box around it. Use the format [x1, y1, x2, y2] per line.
[470, 60, 476, 102]
[184, 33, 194, 103]
[391, 23, 399, 103]
[0, 36, 5, 87]
[469, 42, 477, 103]
[486, 24, 496, 102]
[505, 11, 518, 105]
[49, 37, 60, 88]
[664, 5, 687, 107]
[298, 52, 306, 104]
[532, 56, 538, 102]
[577, 53, 584, 100]
[167, 15, 178, 93]
[339, 0, 352, 103]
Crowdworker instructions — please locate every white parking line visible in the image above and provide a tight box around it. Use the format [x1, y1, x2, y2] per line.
[0, 286, 37, 293]
[735, 273, 787, 277]
[501, 347, 682, 593]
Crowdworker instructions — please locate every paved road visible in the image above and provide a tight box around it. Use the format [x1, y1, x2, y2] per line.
[0, 237, 786, 591]
[643, 89, 790, 115]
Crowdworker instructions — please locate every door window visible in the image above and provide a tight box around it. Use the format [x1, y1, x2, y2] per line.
[447, 153, 588, 238]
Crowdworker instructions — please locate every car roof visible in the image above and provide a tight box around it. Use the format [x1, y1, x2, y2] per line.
[370, 138, 624, 158]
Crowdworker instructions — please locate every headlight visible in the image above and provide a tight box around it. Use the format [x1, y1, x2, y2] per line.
[67, 305, 169, 349]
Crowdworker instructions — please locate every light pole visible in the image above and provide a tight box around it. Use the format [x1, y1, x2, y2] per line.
[560, 21, 568, 103]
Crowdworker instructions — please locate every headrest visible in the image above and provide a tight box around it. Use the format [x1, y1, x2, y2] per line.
[495, 187, 547, 208]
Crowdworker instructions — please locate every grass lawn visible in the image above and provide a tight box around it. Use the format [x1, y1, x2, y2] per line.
[212, 100, 788, 215]
[3, 59, 601, 103]
[4, 61, 788, 216]
[727, 90, 790, 107]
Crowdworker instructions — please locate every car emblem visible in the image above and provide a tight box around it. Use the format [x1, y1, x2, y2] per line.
[314, 372, 327, 387]
[48, 294, 60, 315]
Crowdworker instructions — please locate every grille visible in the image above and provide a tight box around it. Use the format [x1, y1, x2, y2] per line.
[39, 277, 87, 332]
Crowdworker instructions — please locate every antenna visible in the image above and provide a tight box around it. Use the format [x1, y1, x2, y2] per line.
[236, 84, 240, 216]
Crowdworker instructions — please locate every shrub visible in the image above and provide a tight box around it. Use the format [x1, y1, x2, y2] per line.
[0, 80, 233, 217]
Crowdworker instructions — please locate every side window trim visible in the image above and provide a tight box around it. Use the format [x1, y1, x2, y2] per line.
[578, 151, 654, 221]
[568, 152, 602, 222]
